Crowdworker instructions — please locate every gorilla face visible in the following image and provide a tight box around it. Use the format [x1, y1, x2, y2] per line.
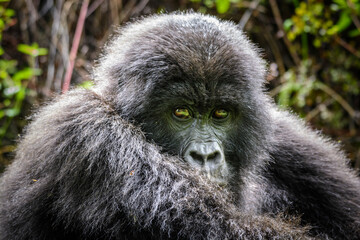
[103, 15, 272, 187]
[142, 81, 239, 186]
[178, 105, 231, 185]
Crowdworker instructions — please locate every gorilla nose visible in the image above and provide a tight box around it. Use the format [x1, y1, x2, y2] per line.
[189, 150, 221, 163]
[184, 142, 224, 166]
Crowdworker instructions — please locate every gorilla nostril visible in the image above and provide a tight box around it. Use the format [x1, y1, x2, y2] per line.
[190, 151, 204, 164]
[207, 151, 221, 162]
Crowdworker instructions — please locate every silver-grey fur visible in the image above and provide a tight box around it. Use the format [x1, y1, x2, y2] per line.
[0, 12, 359, 240]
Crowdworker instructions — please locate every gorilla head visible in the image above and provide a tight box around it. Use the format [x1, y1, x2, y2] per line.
[1, 12, 359, 240]
[95, 14, 271, 186]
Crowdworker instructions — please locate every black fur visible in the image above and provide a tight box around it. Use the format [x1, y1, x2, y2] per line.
[0, 13, 359, 240]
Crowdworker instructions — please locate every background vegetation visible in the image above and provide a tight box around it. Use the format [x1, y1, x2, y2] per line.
[0, 0, 359, 172]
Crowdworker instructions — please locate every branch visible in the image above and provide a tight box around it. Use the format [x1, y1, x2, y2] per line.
[268, 0, 301, 66]
[316, 82, 359, 125]
[238, 0, 261, 30]
[334, 35, 360, 58]
[62, 0, 89, 93]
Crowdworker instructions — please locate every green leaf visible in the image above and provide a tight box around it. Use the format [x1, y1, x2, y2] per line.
[16, 87, 26, 101]
[3, 86, 20, 96]
[198, 7, 207, 13]
[4, 9, 15, 17]
[216, 0, 231, 14]
[17, 43, 38, 55]
[348, 29, 360, 37]
[3, 99, 11, 106]
[0, 59, 17, 73]
[4, 108, 20, 117]
[13, 67, 42, 81]
[204, 0, 215, 8]
[283, 19, 294, 31]
[0, 19, 4, 29]
[313, 38, 321, 47]
[37, 47, 48, 56]
[0, 70, 7, 79]
[17, 43, 48, 57]
[332, 0, 347, 8]
[78, 80, 94, 89]
[336, 11, 352, 31]
[330, 3, 339, 11]
[328, 11, 352, 34]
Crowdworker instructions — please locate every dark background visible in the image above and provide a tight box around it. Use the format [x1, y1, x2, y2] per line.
[0, 0, 359, 172]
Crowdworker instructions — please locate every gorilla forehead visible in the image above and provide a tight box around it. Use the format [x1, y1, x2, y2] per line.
[148, 77, 245, 113]
[124, 19, 240, 85]
[94, 13, 268, 117]
[96, 13, 266, 90]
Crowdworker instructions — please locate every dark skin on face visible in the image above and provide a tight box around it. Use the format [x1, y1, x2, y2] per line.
[172, 105, 231, 185]
[139, 78, 242, 187]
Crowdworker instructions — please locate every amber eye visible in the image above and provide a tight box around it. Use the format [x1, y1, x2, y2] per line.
[173, 108, 191, 120]
[213, 109, 229, 119]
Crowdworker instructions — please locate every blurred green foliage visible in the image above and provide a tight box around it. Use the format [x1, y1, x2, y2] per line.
[284, 0, 360, 48]
[190, 0, 242, 14]
[277, 60, 315, 109]
[0, 5, 47, 144]
[278, 0, 360, 130]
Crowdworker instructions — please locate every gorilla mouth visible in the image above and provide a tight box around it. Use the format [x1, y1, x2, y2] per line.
[204, 172, 228, 187]
[201, 161, 229, 186]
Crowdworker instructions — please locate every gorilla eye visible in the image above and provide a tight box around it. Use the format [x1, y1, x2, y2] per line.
[173, 108, 191, 120]
[213, 109, 229, 119]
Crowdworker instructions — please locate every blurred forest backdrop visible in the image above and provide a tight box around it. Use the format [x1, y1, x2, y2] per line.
[0, 0, 359, 172]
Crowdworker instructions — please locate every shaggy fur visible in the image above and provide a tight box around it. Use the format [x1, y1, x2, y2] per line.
[0, 13, 359, 240]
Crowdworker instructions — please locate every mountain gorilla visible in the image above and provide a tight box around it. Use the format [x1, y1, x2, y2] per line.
[1, 13, 360, 240]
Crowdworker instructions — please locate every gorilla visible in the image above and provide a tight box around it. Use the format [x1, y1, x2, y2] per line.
[0, 12, 359, 240]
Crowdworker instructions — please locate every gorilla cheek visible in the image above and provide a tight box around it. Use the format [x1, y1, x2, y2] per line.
[183, 141, 229, 185]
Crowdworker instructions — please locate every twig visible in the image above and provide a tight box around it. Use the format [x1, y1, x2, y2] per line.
[45, 0, 64, 96]
[238, 0, 261, 30]
[347, 0, 360, 32]
[334, 35, 360, 58]
[355, 150, 360, 169]
[86, 0, 107, 18]
[269, 83, 283, 97]
[269, 0, 301, 66]
[62, 0, 89, 93]
[119, 0, 137, 23]
[131, 0, 149, 16]
[305, 98, 334, 122]
[315, 82, 359, 124]
[263, 27, 286, 75]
